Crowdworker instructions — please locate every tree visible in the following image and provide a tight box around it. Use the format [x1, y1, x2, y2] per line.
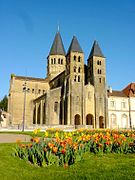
[0, 95, 8, 111]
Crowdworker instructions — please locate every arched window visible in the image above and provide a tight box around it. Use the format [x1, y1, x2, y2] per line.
[100, 61, 102, 65]
[74, 75, 77, 82]
[43, 103, 46, 124]
[27, 88, 30, 93]
[78, 67, 81, 73]
[74, 114, 80, 125]
[23, 87, 26, 92]
[86, 114, 94, 126]
[97, 60, 99, 65]
[54, 58, 56, 64]
[78, 75, 80, 82]
[58, 58, 60, 64]
[37, 104, 41, 124]
[38, 89, 41, 94]
[74, 55, 76, 61]
[74, 66, 76, 72]
[33, 106, 36, 124]
[99, 78, 101, 83]
[98, 69, 100, 74]
[61, 59, 63, 64]
[100, 70, 101, 74]
[78, 56, 81, 62]
[54, 102, 58, 112]
[51, 59, 53, 64]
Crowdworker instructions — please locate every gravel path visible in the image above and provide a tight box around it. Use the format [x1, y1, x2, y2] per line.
[0, 134, 31, 143]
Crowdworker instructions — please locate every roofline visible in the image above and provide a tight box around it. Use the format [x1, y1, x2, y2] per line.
[13, 75, 49, 82]
[33, 93, 46, 102]
[122, 82, 135, 91]
[49, 70, 65, 83]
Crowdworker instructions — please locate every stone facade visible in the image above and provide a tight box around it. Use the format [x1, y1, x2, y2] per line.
[8, 31, 108, 129]
[108, 84, 135, 129]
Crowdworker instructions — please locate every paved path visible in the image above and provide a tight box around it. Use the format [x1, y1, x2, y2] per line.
[0, 134, 31, 143]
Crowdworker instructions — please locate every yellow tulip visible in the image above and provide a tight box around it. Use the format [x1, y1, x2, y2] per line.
[33, 129, 38, 134]
[45, 131, 49, 137]
[55, 132, 59, 138]
[37, 128, 41, 133]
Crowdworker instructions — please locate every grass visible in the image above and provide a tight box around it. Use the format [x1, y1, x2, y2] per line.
[0, 143, 135, 180]
[0, 131, 45, 137]
[0, 131, 34, 135]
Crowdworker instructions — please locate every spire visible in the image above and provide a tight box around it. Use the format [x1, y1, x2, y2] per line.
[58, 25, 60, 32]
[67, 35, 83, 54]
[88, 40, 104, 59]
[49, 32, 66, 56]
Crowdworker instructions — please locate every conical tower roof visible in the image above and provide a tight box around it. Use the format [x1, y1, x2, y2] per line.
[49, 32, 66, 56]
[67, 36, 83, 54]
[88, 40, 104, 59]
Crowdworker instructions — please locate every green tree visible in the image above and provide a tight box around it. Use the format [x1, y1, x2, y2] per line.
[0, 95, 8, 111]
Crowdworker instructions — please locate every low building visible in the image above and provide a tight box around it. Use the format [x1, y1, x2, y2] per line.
[108, 83, 135, 129]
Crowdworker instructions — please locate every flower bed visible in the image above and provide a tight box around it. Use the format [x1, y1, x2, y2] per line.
[14, 129, 135, 167]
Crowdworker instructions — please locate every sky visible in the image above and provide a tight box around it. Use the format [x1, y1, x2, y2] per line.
[0, 0, 135, 100]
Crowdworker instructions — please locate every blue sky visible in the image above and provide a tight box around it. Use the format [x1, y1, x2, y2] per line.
[0, 0, 135, 100]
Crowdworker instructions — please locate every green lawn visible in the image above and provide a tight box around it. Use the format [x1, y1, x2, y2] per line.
[0, 143, 135, 180]
[0, 131, 35, 136]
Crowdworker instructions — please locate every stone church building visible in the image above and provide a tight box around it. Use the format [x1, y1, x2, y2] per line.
[8, 31, 108, 129]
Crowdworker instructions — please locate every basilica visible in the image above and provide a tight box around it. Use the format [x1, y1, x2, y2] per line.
[8, 31, 108, 129]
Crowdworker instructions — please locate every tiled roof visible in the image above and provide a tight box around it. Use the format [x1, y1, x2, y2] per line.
[122, 83, 135, 97]
[67, 36, 83, 54]
[88, 40, 104, 59]
[108, 90, 127, 97]
[49, 32, 66, 56]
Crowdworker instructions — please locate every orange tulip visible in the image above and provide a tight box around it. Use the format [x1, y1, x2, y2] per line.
[19, 144, 25, 148]
[28, 144, 33, 148]
[52, 147, 58, 154]
[33, 137, 40, 143]
[48, 142, 55, 149]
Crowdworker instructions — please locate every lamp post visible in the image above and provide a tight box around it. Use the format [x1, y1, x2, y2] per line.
[22, 81, 27, 132]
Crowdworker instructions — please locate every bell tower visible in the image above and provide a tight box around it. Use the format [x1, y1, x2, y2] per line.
[65, 36, 85, 125]
[87, 40, 108, 128]
[47, 31, 66, 80]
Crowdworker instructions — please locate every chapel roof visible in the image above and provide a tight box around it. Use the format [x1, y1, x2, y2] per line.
[88, 40, 104, 59]
[67, 35, 83, 54]
[49, 31, 66, 56]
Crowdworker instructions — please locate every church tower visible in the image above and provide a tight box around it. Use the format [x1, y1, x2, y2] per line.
[87, 41, 108, 128]
[47, 31, 66, 80]
[65, 36, 85, 125]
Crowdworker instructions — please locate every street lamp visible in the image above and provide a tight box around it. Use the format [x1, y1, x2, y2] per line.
[22, 80, 27, 131]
